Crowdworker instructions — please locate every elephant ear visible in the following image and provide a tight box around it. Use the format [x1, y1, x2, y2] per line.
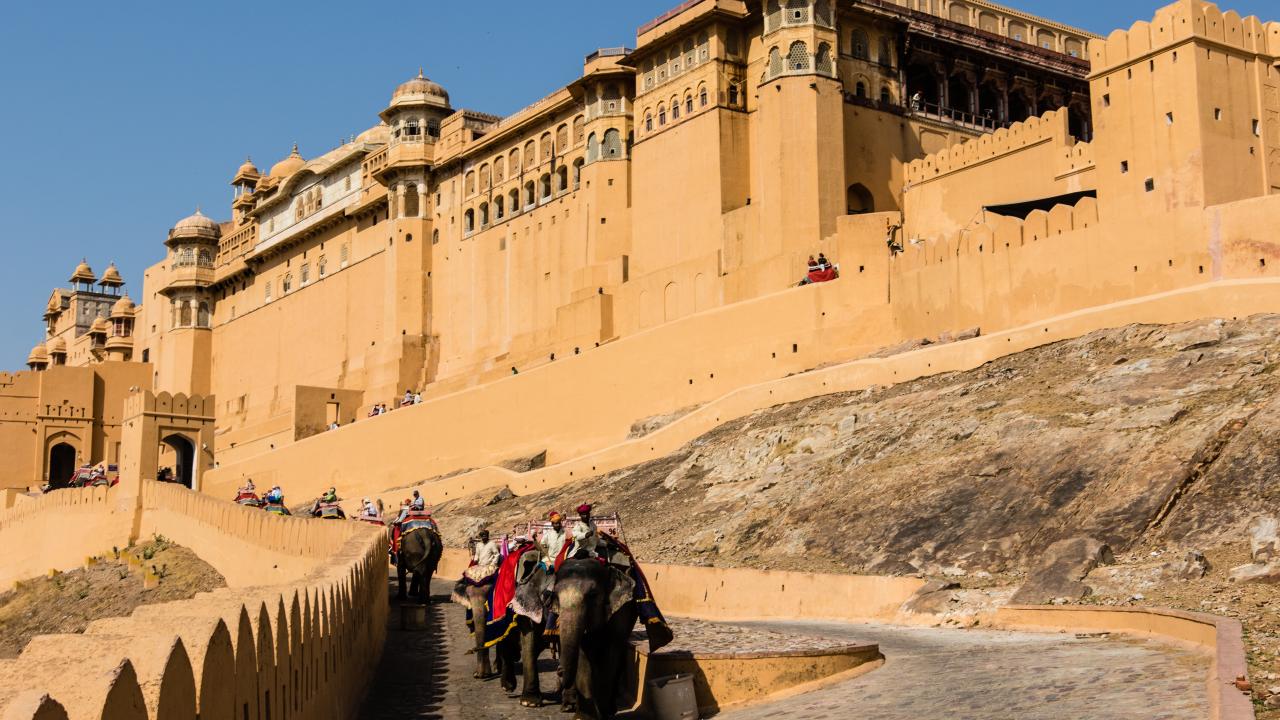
[607, 566, 637, 618]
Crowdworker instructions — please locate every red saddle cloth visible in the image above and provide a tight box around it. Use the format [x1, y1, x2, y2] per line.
[807, 266, 839, 284]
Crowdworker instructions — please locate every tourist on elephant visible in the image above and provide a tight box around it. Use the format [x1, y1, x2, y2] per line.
[569, 503, 600, 560]
[540, 511, 566, 567]
[358, 497, 380, 521]
[472, 530, 501, 572]
[410, 490, 425, 511]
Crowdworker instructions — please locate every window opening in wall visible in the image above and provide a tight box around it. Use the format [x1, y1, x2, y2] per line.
[1165, 112, 1174, 125]
[1102, 94, 1110, 107]
[1144, 178, 1155, 192]
[1120, 161, 1129, 174]
[1254, 119, 1261, 136]
[1214, 108, 1222, 120]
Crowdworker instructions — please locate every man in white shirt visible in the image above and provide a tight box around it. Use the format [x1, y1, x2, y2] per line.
[569, 504, 600, 559]
[540, 511, 567, 564]
[473, 530, 501, 569]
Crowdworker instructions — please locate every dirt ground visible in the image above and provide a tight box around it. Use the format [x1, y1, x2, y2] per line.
[0, 535, 226, 659]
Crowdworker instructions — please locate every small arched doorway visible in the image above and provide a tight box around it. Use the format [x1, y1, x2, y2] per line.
[847, 184, 875, 215]
[48, 443, 77, 489]
[161, 434, 196, 489]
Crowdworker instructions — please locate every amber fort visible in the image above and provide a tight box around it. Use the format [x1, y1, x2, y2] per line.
[1, 0, 1279, 717]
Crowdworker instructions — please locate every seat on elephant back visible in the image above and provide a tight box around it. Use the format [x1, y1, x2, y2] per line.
[315, 501, 344, 519]
[235, 492, 262, 508]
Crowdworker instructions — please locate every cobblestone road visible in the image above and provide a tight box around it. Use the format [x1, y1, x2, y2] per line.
[719, 621, 1210, 720]
[362, 579, 1211, 719]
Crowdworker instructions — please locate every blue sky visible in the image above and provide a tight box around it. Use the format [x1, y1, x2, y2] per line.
[0, 0, 1273, 367]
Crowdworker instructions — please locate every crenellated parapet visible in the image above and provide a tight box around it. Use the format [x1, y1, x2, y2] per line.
[1089, 0, 1280, 73]
[123, 390, 215, 423]
[905, 109, 1077, 186]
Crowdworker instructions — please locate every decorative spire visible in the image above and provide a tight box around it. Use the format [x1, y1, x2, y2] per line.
[418, 67, 424, 78]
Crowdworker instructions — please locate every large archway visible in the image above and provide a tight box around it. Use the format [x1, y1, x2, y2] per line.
[48, 443, 77, 489]
[847, 184, 875, 215]
[161, 434, 197, 489]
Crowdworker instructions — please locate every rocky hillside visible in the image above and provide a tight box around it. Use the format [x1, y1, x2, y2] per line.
[437, 314, 1280, 712]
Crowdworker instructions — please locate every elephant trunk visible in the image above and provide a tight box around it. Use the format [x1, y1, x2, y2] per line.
[557, 589, 587, 709]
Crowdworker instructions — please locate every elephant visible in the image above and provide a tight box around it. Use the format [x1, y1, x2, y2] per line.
[452, 574, 502, 680]
[553, 557, 641, 720]
[500, 548, 556, 707]
[397, 527, 442, 601]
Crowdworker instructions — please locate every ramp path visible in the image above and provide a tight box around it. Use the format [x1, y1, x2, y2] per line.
[362, 579, 1211, 719]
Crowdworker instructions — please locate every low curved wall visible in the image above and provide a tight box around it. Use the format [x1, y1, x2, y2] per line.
[0, 486, 129, 592]
[0, 481, 389, 720]
[994, 606, 1254, 720]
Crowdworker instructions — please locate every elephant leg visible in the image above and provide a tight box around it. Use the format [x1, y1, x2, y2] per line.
[499, 633, 519, 694]
[471, 592, 496, 679]
[519, 621, 544, 707]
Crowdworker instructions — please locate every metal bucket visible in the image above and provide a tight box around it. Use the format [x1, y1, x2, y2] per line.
[400, 603, 428, 631]
[647, 673, 698, 720]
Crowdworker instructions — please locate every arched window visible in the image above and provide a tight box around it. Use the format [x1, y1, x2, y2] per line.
[465, 171, 476, 196]
[479, 165, 491, 190]
[179, 300, 192, 327]
[573, 115, 586, 144]
[300, 262, 310, 285]
[197, 302, 210, 328]
[464, 209, 475, 234]
[658, 104, 667, 126]
[509, 188, 520, 214]
[699, 85, 709, 107]
[602, 129, 623, 159]
[557, 165, 569, 192]
[881, 86, 892, 104]
[764, 0, 782, 32]
[524, 181, 536, 207]
[588, 132, 600, 162]
[671, 96, 680, 120]
[404, 183, 420, 217]
[878, 37, 893, 67]
[539, 173, 552, 200]
[427, 119, 440, 137]
[851, 30, 870, 60]
[432, 229, 439, 244]
[197, 248, 212, 267]
[816, 43, 833, 75]
[479, 203, 489, 228]
[494, 195, 505, 219]
[645, 113, 654, 132]
[283, 274, 293, 294]
[855, 81, 867, 98]
[540, 132, 553, 160]
[524, 141, 536, 168]
[572, 157, 584, 189]
[557, 124, 569, 151]
[729, 84, 739, 106]
[494, 156, 505, 183]
[318, 256, 327, 277]
[847, 183, 874, 214]
[768, 47, 783, 77]
[685, 94, 694, 114]
[788, 41, 810, 71]
[509, 148, 521, 174]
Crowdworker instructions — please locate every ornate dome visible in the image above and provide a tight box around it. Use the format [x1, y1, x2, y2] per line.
[47, 337, 66, 355]
[356, 123, 390, 145]
[27, 344, 48, 365]
[387, 69, 450, 112]
[89, 317, 109, 335]
[69, 259, 96, 284]
[269, 144, 306, 179]
[110, 295, 136, 318]
[236, 156, 260, 177]
[168, 208, 221, 243]
[99, 263, 124, 287]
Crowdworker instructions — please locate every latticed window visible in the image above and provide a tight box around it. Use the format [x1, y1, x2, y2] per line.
[816, 44, 833, 75]
[815, 0, 833, 27]
[265, 281, 273, 302]
[768, 47, 783, 77]
[573, 116, 585, 144]
[698, 33, 710, 61]
[788, 41, 810, 71]
[879, 38, 893, 67]
[557, 125, 569, 151]
[283, 274, 293, 293]
[340, 243, 349, 268]
[587, 133, 600, 162]
[301, 263, 310, 285]
[602, 129, 623, 159]
[785, 0, 810, 24]
[480, 165, 491, 189]
[683, 39, 695, 68]
[541, 133, 553, 160]
[318, 256, 327, 277]
[510, 149, 521, 174]
[764, 0, 782, 32]
[851, 30, 869, 60]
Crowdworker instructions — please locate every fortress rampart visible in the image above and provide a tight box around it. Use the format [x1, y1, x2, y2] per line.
[1090, 0, 1280, 72]
[0, 481, 387, 720]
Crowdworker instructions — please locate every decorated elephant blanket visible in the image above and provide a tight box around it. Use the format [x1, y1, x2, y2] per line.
[602, 536, 673, 653]
[462, 542, 537, 648]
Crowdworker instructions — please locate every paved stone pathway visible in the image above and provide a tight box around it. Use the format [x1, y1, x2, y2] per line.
[363, 579, 1211, 719]
[719, 621, 1211, 720]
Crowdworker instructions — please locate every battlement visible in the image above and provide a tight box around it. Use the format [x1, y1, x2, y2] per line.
[123, 390, 215, 421]
[905, 109, 1075, 186]
[1089, 0, 1280, 74]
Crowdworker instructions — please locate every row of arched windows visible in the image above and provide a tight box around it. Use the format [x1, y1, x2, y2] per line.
[463, 115, 586, 198]
[763, 42, 836, 81]
[586, 130, 624, 162]
[642, 85, 713, 133]
[852, 79, 894, 105]
[462, 158, 586, 235]
[640, 33, 711, 91]
[848, 29, 894, 67]
[294, 185, 323, 222]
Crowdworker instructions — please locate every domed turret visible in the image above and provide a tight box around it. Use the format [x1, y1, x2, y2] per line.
[390, 69, 450, 109]
[269, 144, 306, 179]
[110, 295, 136, 318]
[236, 156, 260, 178]
[99, 262, 124, 289]
[167, 208, 221, 244]
[89, 317, 109, 335]
[27, 343, 48, 370]
[69, 259, 96, 285]
[47, 337, 67, 356]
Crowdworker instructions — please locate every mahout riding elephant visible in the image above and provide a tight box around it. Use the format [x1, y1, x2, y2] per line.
[397, 527, 442, 601]
[553, 557, 640, 720]
[499, 548, 556, 707]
